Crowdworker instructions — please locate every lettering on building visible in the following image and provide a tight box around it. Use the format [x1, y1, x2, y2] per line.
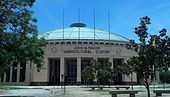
[64, 46, 110, 54]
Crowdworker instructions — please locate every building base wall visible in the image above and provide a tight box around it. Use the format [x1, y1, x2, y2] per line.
[30, 82, 48, 86]
[121, 81, 138, 85]
[76, 81, 81, 85]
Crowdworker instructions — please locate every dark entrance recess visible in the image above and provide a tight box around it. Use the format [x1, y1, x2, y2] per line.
[65, 59, 77, 85]
[1, 74, 3, 82]
[12, 62, 17, 82]
[6, 71, 10, 82]
[113, 58, 124, 84]
[49, 59, 60, 85]
[20, 62, 26, 82]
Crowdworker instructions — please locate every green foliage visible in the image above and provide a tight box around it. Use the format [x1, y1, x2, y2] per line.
[96, 61, 115, 85]
[82, 59, 115, 85]
[160, 71, 170, 83]
[0, 0, 46, 74]
[82, 66, 95, 83]
[119, 16, 170, 97]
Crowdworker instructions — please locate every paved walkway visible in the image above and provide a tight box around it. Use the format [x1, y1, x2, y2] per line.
[1, 85, 170, 97]
[37, 85, 170, 97]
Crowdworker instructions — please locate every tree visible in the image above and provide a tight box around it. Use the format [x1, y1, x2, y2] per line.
[82, 60, 98, 85]
[119, 16, 170, 97]
[82, 59, 115, 86]
[96, 61, 115, 85]
[0, 0, 46, 75]
[82, 65, 95, 85]
[160, 70, 170, 84]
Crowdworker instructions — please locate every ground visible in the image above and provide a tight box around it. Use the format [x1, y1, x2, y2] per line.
[40, 85, 170, 97]
[1, 85, 170, 97]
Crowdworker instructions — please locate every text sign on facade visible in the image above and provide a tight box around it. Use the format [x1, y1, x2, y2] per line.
[64, 46, 110, 54]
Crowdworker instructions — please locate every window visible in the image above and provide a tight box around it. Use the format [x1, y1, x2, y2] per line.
[55, 42, 59, 44]
[83, 42, 88, 44]
[89, 42, 93, 44]
[50, 42, 54, 44]
[72, 42, 76, 44]
[78, 42, 82, 44]
[111, 43, 114, 45]
[66, 42, 71, 44]
[61, 42, 65, 44]
[115, 43, 119, 45]
[120, 44, 124, 46]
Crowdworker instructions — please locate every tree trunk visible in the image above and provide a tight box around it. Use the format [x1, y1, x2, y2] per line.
[146, 83, 150, 97]
[98, 82, 99, 89]
[131, 73, 133, 90]
[86, 80, 88, 87]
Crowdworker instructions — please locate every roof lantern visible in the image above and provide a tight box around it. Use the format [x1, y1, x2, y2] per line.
[70, 23, 86, 27]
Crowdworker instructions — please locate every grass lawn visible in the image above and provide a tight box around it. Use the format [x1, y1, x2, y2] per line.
[157, 84, 170, 88]
[0, 85, 10, 89]
[0, 85, 27, 89]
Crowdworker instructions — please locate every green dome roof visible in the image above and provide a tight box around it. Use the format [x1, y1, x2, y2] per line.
[39, 23, 129, 42]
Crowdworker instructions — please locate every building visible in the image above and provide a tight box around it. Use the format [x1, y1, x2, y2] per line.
[0, 23, 142, 85]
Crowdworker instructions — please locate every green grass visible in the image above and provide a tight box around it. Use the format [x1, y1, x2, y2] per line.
[0, 85, 26, 89]
[157, 84, 170, 88]
[0, 85, 10, 89]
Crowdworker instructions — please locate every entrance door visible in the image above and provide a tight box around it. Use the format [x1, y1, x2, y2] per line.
[49, 59, 60, 85]
[65, 59, 77, 85]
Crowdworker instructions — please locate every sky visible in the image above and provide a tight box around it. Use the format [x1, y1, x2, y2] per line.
[32, 0, 170, 41]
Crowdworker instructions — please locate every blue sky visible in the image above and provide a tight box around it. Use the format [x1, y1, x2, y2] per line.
[32, 0, 170, 41]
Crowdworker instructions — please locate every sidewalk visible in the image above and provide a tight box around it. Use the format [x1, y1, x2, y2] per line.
[38, 85, 170, 97]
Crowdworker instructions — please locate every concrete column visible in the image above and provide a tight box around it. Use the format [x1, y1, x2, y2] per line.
[109, 57, 113, 69]
[10, 66, 13, 82]
[156, 70, 160, 84]
[3, 73, 6, 82]
[77, 57, 81, 85]
[44, 58, 49, 82]
[60, 57, 65, 84]
[25, 61, 31, 83]
[17, 62, 21, 82]
[30, 62, 34, 83]
[93, 57, 97, 84]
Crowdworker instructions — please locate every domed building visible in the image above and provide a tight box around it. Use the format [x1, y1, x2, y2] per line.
[0, 23, 140, 85]
[33, 23, 138, 85]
